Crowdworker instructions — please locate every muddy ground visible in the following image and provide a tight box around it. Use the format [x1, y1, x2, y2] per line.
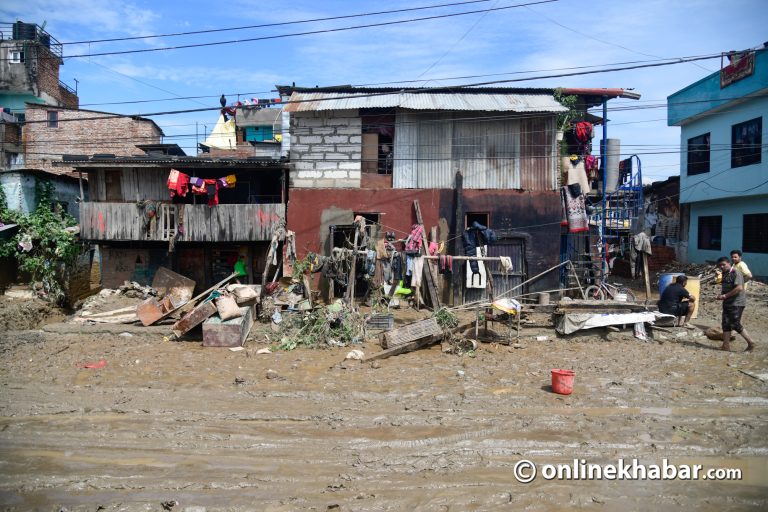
[1, 280, 767, 511]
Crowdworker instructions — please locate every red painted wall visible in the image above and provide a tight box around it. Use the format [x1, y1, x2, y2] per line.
[289, 188, 448, 255]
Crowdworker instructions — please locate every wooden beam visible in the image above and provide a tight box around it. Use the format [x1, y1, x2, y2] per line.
[345, 227, 360, 303]
[452, 171, 464, 306]
[413, 200, 440, 310]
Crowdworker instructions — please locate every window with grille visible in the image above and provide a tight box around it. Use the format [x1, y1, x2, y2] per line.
[743, 213, 768, 253]
[47, 111, 59, 128]
[731, 117, 762, 168]
[687, 132, 710, 175]
[697, 215, 722, 250]
[9, 50, 24, 63]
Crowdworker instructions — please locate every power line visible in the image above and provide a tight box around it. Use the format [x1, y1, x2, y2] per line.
[522, 4, 715, 74]
[11, 53, 724, 124]
[62, 0, 498, 44]
[60, 1, 559, 59]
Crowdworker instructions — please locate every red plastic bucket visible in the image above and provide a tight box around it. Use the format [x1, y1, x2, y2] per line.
[551, 369, 575, 395]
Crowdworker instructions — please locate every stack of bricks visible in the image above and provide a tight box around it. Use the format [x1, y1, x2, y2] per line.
[289, 110, 362, 188]
[611, 244, 678, 278]
[648, 244, 677, 272]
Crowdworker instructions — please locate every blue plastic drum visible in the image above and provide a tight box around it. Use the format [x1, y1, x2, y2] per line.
[658, 272, 684, 296]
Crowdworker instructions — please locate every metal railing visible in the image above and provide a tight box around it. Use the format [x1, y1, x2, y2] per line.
[0, 22, 63, 60]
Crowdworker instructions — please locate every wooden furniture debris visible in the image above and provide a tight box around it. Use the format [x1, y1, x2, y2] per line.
[363, 337, 441, 362]
[151, 266, 196, 305]
[365, 320, 472, 361]
[380, 317, 443, 349]
[151, 273, 238, 326]
[172, 300, 217, 338]
[203, 305, 253, 347]
[137, 297, 166, 326]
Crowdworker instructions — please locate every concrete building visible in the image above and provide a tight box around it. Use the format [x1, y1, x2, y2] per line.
[0, 21, 165, 221]
[668, 45, 768, 276]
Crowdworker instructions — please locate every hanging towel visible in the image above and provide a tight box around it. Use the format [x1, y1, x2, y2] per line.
[174, 172, 190, 198]
[411, 255, 424, 288]
[217, 177, 228, 189]
[566, 158, 590, 196]
[499, 256, 513, 274]
[225, 174, 237, 187]
[190, 177, 203, 188]
[167, 169, 180, 191]
[438, 255, 453, 274]
[465, 247, 487, 289]
[204, 179, 219, 207]
[561, 186, 588, 233]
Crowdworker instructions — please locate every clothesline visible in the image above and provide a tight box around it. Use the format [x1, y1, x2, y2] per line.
[350, 249, 508, 263]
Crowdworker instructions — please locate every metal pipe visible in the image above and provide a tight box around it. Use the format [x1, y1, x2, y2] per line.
[601, 96, 608, 280]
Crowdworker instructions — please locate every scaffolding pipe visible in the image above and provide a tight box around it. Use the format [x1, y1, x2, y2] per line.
[601, 95, 608, 280]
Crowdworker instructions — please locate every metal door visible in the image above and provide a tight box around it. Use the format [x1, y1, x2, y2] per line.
[463, 237, 526, 304]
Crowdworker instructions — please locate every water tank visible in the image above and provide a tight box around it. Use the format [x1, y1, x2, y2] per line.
[12, 21, 36, 41]
[602, 138, 621, 193]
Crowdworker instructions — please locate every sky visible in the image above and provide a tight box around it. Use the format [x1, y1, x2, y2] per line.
[2, 0, 767, 183]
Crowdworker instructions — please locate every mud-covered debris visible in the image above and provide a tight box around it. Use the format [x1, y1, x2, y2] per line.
[266, 369, 279, 380]
[345, 349, 364, 360]
[161, 500, 178, 510]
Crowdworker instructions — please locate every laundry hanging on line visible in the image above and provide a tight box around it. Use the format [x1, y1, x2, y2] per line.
[166, 170, 237, 206]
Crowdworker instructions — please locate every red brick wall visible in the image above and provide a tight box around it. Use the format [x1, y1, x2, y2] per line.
[647, 245, 677, 271]
[35, 47, 62, 103]
[23, 105, 162, 175]
[208, 144, 255, 158]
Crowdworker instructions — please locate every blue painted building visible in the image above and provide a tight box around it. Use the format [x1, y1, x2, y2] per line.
[668, 45, 768, 277]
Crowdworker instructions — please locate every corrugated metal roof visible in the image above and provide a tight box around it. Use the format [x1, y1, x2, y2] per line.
[284, 91, 567, 113]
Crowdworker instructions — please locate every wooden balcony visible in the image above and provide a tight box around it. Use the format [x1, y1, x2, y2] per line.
[80, 202, 285, 242]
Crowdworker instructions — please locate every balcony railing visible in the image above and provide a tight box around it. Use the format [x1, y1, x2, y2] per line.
[0, 22, 64, 60]
[79, 202, 285, 242]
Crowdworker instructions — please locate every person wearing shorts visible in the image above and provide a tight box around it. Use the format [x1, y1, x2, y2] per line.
[658, 275, 696, 328]
[716, 256, 755, 352]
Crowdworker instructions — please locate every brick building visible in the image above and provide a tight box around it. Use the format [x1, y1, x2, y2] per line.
[22, 104, 164, 176]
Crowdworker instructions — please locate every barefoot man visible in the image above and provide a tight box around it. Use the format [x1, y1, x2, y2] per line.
[716, 256, 756, 352]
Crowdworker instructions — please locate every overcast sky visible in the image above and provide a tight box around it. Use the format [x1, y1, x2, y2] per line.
[2, 0, 766, 182]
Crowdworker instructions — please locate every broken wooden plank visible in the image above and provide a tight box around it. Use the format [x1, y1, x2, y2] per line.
[172, 300, 217, 338]
[151, 273, 238, 326]
[364, 335, 442, 362]
[137, 297, 166, 327]
[72, 314, 138, 324]
[381, 317, 443, 349]
[202, 306, 253, 347]
[80, 306, 137, 318]
[151, 266, 196, 306]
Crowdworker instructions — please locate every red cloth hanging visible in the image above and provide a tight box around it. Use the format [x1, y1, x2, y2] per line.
[204, 178, 219, 207]
[168, 169, 190, 198]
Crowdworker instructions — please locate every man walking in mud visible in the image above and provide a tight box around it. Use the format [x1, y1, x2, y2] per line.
[716, 256, 756, 352]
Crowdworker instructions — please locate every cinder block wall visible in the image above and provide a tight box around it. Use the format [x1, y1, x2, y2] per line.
[289, 110, 362, 188]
